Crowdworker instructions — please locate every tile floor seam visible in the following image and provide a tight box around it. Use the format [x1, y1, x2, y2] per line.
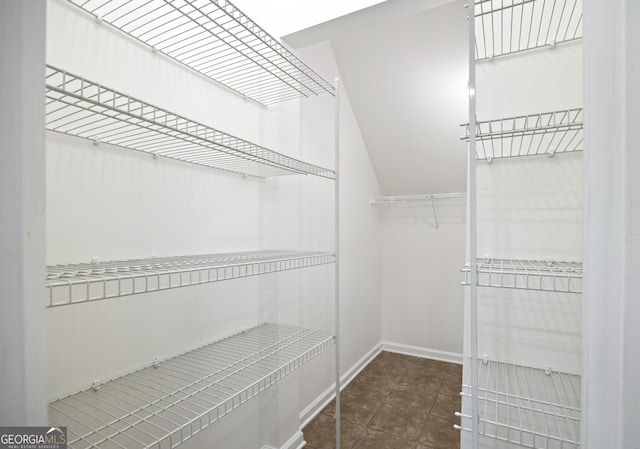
[414, 382, 438, 448]
[361, 364, 426, 446]
[346, 369, 404, 448]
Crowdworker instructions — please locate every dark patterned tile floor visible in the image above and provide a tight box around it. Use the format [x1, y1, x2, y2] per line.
[303, 351, 461, 449]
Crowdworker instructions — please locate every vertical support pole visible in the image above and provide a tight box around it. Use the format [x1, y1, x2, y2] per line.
[334, 78, 341, 449]
[0, 0, 47, 425]
[467, 2, 479, 449]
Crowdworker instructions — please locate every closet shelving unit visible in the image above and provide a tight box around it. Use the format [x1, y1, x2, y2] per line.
[46, 250, 335, 307]
[63, 0, 335, 106]
[457, 256, 583, 447]
[461, 258, 582, 293]
[457, 361, 581, 449]
[474, 0, 583, 61]
[45, 65, 335, 179]
[47, 1, 341, 448]
[49, 323, 335, 449]
[461, 108, 583, 161]
[461, 1, 583, 448]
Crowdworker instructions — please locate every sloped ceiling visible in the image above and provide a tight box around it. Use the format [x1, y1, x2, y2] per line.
[333, 1, 468, 195]
[238, 0, 469, 196]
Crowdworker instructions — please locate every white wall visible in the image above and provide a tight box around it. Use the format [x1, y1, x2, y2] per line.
[0, 1, 47, 426]
[582, 1, 640, 447]
[321, 0, 470, 364]
[293, 40, 384, 418]
[380, 200, 466, 360]
[45, 0, 381, 447]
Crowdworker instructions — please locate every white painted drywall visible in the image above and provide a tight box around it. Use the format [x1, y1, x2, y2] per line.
[316, 0, 471, 363]
[282, 40, 385, 420]
[582, 1, 640, 447]
[380, 200, 466, 359]
[0, 1, 48, 426]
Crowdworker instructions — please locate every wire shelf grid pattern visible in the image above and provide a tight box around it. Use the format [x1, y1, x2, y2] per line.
[49, 323, 335, 449]
[47, 250, 335, 307]
[45, 66, 335, 179]
[462, 108, 583, 161]
[474, 0, 583, 61]
[66, 0, 334, 106]
[457, 360, 581, 448]
[462, 258, 582, 293]
[370, 192, 466, 205]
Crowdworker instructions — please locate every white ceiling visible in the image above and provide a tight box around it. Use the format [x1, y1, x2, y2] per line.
[236, 0, 469, 196]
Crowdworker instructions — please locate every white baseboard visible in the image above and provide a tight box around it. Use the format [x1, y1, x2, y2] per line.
[381, 341, 463, 364]
[261, 430, 305, 449]
[298, 342, 383, 428]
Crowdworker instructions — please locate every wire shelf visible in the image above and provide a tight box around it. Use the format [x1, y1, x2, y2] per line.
[65, 0, 334, 106]
[461, 258, 582, 293]
[474, 0, 583, 61]
[456, 359, 581, 448]
[45, 66, 335, 179]
[47, 250, 335, 307]
[461, 108, 583, 161]
[369, 192, 466, 205]
[49, 323, 335, 449]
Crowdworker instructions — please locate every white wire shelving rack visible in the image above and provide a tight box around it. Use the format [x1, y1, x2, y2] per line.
[456, 359, 581, 448]
[64, 0, 335, 106]
[47, 250, 334, 307]
[49, 323, 335, 449]
[474, 0, 583, 61]
[461, 108, 583, 162]
[462, 258, 582, 293]
[464, 2, 584, 448]
[45, 65, 335, 179]
[47, 0, 343, 445]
